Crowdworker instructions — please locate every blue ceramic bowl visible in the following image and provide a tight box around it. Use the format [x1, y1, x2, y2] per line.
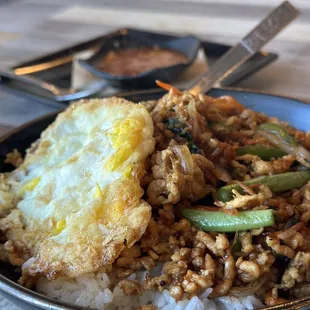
[78, 28, 201, 89]
[0, 88, 310, 310]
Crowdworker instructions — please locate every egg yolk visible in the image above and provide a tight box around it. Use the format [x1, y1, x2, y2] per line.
[105, 117, 145, 171]
[122, 166, 132, 179]
[53, 219, 66, 235]
[19, 177, 41, 195]
[94, 183, 104, 199]
[95, 180, 143, 224]
[109, 117, 145, 148]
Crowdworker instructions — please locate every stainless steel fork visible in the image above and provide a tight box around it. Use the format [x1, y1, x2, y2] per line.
[0, 70, 108, 107]
[188, 1, 300, 95]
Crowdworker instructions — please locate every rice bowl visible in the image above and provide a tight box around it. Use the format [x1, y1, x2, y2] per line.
[36, 270, 264, 310]
[1, 89, 310, 309]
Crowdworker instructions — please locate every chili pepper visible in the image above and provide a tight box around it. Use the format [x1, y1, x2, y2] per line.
[236, 144, 287, 160]
[216, 171, 310, 202]
[181, 208, 274, 232]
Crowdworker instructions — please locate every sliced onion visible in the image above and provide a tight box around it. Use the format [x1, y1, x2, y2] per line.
[258, 130, 310, 168]
[170, 145, 194, 176]
[188, 101, 199, 140]
[234, 180, 255, 195]
[213, 164, 232, 183]
[188, 101, 206, 141]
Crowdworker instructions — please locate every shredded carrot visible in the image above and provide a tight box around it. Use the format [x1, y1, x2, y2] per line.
[265, 293, 287, 306]
[156, 80, 182, 95]
[213, 96, 245, 113]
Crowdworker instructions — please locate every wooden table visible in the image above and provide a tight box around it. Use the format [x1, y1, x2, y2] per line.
[0, 0, 309, 309]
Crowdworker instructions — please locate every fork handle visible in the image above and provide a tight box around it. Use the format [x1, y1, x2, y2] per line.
[0, 70, 63, 99]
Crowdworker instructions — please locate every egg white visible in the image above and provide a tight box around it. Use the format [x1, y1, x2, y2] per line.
[0, 97, 155, 279]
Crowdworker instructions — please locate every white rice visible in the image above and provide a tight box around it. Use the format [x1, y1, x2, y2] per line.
[36, 270, 264, 310]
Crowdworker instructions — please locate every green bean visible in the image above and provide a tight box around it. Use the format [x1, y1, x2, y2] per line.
[216, 171, 310, 202]
[181, 208, 274, 232]
[236, 144, 287, 160]
[258, 123, 297, 146]
[258, 123, 310, 165]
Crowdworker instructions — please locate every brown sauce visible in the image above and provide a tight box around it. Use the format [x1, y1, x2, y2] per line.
[98, 47, 188, 77]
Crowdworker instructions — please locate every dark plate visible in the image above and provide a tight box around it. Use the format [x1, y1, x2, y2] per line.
[78, 29, 200, 89]
[0, 87, 310, 310]
[10, 28, 277, 90]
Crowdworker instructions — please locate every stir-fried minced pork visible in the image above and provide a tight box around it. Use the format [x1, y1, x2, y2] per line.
[1, 90, 310, 309]
[146, 147, 213, 206]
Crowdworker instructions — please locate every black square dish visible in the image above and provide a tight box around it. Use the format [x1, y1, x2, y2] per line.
[0, 28, 278, 106]
[77, 29, 201, 89]
[11, 29, 277, 90]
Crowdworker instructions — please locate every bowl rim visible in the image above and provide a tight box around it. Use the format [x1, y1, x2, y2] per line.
[0, 86, 310, 310]
[1, 85, 309, 145]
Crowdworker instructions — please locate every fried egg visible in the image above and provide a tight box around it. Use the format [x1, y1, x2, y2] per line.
[0, 97, 155, 279]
